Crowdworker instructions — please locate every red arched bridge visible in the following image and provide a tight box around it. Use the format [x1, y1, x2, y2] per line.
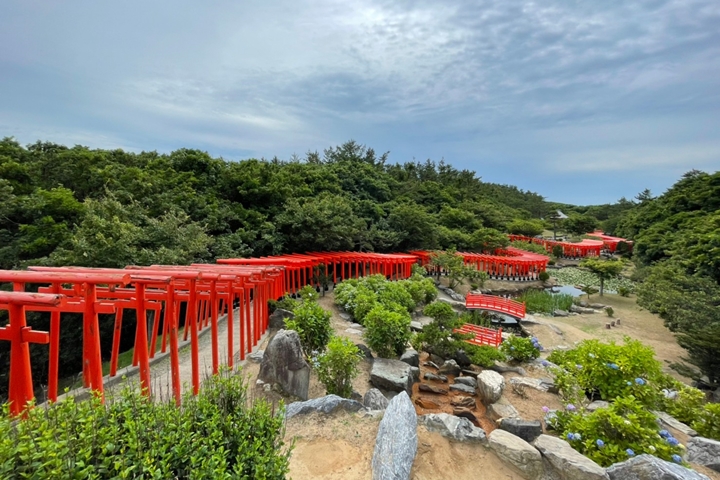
[453, 294, 526, 348]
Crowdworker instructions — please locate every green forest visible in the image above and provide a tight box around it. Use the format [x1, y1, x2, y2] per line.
[0, 136, 719, 393]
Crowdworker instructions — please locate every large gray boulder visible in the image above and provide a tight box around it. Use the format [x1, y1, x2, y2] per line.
[606, 454, 710, 480]
[400, 349, 419, 367]
[499, 418, 543, 443]
[418, 413, 487, 444]
[371, 358, 415, 394]
[532, 434, 608, 480]
[487, 399, 519, 421]
[269, 308, 295, 329]
[488, 429, 543, 479]
[437, 359, 461, 376]
[477, 370, 505, 403]
[372, 391, 418, 480]
[285, 394, 366, 419]
[509, 376, 555, 393]
[259, 329, 310, 400]
[363, 388, 390, 410]
[654, 411, 698, 437]
[688, 437, 720, 472]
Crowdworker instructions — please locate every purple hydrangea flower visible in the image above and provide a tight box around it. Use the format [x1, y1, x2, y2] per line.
[542, 406, 550, 413]
[566, 404, 576, 411]
[667, 437, 680, 446]
[541, 360, 550, 367]
[635, 378, 646, 385]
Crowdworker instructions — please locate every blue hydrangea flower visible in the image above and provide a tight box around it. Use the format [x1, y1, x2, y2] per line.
[567, 433, 575, 440]
[635, 378, 645, 385]
[576, 364, 583, 370]
[627, 381, 632, 386]
[596, 439, 605, 448]
[607, 363, 619, 370]
[672, 454, 683, 464]
[659, 430, 671, 438]
[541, 360, 550, 367]
[667, 437, 680, 446]
[626, 448, 635, 456]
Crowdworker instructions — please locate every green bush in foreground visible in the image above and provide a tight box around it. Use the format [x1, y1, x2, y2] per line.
[363, 305, 411, 358]
[0, 370, 291, 479]
[464, 343, 507, 367]
[315, 336, 362, 398]
[550, 396, 684, 467]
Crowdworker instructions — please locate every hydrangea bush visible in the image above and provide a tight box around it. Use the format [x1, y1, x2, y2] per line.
[546, 396, 685, 467]
[501, 335, 541, 362]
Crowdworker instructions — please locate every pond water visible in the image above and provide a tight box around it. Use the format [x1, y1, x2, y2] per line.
[546, 285, 585, 297]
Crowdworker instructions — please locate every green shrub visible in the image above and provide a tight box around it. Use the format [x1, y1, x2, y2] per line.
[552, 245, 564, 258]
[538, 271, 550, 282]
[0, 370, 291, 479]
[363, 305, 411, 358]
[269, 295, 298, 313]
[464, 344, 506, 367]
[605, 307, 614, 317]
[501, 335, 541, 362]
[285, 300, 333, 354]
[315, 336, 362, 398]
[658, 381, 705, 425]
[402, 274, 437, 305]
[693, 403, 720, 440]
[353, 289, 379, 324]
[377, 281, 415, 313]
[298, 285, 319, 302]
[557, 395, 684, 467]
[413, 302, 466, 358]
[547, 338, 662, 405]
[617, 286, 631, 297]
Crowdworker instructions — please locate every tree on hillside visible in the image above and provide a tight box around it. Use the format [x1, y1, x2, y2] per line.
[564, 213, 598, 236]
[580, 258, 624, 296]
[507, 219, 544, 237]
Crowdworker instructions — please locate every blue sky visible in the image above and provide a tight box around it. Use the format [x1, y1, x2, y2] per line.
[1, 0, 719, 205]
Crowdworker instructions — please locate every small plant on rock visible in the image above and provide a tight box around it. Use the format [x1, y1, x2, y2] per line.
[315, 336, 362, 398]
[501, 335, 541, 362]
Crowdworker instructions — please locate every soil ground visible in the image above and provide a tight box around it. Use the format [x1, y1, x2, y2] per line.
[242, 285, 718, 480]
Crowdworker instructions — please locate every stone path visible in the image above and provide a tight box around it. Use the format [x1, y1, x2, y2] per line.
[106, 303, 265, 401]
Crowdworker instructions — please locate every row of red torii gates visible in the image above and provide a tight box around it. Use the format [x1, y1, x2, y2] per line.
[508, 231, 633, 258]
[0, 233, 630, 416]
[0, 252, 418, 416]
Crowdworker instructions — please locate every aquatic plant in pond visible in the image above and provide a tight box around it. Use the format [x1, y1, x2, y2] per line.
[549, 267, 635, 294]
[518, 289, 573, 314]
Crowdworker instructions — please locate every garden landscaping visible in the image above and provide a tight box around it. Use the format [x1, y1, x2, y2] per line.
[237, 272, 720, 480]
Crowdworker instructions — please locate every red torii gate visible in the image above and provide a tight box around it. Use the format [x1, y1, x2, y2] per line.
[508, 235, 603, 258]
[586, 231, 633, 253]
[411, 248, 549, 281]
[0, 291, 62, 416]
